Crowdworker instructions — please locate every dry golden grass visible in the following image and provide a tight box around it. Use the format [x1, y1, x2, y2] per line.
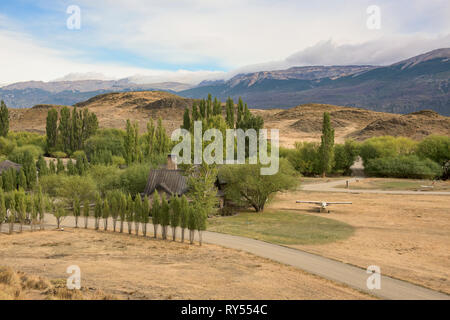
[269, 183, 450, 294]
[0, 229, 373, 300]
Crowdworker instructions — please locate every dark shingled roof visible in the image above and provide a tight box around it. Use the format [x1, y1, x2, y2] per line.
[0, 160, 22, 174]
[144, 169, 188, 197]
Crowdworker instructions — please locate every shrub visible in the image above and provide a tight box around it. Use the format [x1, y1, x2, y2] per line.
[119, 163, 151, 195]
[284, 142, 321, 176]
[0, 137, 16, 156]
[359, 136, 417, 164]
[333, 140, 360, 175]
[84, 129, 125, 160]
[365, 155, 442, 179]
[49, 151, 67, 159]
[8, 145, 44, 162]
[417, 135, 450, 165]
[88, 165, 121, 195]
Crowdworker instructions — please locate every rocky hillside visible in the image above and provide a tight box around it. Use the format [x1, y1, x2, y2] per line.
[8, 92, 449, 148]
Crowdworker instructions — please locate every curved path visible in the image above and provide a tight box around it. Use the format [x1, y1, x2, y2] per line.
[302, 177, 450, 195]
[6, 214, 445, 300]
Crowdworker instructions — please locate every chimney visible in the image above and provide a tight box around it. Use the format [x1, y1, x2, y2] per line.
[167, 154, 177, 170]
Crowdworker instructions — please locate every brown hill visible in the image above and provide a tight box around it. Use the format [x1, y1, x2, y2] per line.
[8, 92, 450, 148]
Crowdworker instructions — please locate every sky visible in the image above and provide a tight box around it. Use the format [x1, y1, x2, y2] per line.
[0, 0, 449, 85]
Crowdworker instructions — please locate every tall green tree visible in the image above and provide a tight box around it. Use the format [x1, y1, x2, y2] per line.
[152, 191, 161, 238]
[126, 193, 134, 234]
[141, 195, 150, 237]
[182, 107, 191, 131]
[94, 193, 102, 230]
[73, 197, 81, 228]
[103, 198, 110, 231]
[58, 107, 72, 153]
[179, 195, 189, 243]
[46, 108, 58, 151]
[119, 192, 127, 233]
[83, 199, 90, 229]
[0, 100, 9, 137]
[36, 155, 49, 176]
[160, 193, 170, 240]
[169, 195, 181, 241]
[133, 195, 142, 236]
[0, 190, 6, 233]
[225, 97, 235, 128]
[319, 112, 335, 177]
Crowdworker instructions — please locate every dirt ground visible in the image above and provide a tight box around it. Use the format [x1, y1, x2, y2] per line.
[269, 187, 450, 294]
[0, 229, 372, 300]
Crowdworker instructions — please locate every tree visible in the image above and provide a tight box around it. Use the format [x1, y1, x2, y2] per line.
[169, 195, 181, 241]
[187, 206, 196, 244]
[73, 197, 81, 228]
[27, 195, 37, 231]
[103, 198, 110, 231]
[133, 195, 142, 236]
[18, 168, 27, 190]
[187, 163, 218, 216]
[36, 155, 48, 177]
[94, 193, 102, 230]
[35, 186, 45, 230]
[56, 158, 65, 174]
[219, 159, 297, 212]
[225, 97, 234, 128]
[49, 160, 56, 175]
[417, 135, 450, 166]
[46, 108, 59, 151]
[333, 140, 360, 175]
[67, 159, 76, 175]
[160, 193, 170, 240]
[119, 192, 127, 233]
[319, 112, 335, 177]
[71, 107, 83, 152]
[151, 191, 161, 238]
[126, 193, 134, 234]
[0, 190, 6, 233]
[141, 196, 150, 237]
[15, 190, 26, 232]
[58, 107, 72, 153]
[182, 108, 191, 131]
[7, 196, 15, 234]
[0, 100, 9, 137]
[83, 199, 90, 229]
[53, 203, 67, 229]
[179, 195, 189, 243]
[108, 191, 119, 232]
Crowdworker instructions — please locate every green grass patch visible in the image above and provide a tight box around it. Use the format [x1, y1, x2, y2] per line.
[208, 211, 354, 245]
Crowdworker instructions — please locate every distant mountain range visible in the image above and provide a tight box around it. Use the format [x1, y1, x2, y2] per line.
[179, 48, 450, 116]
[1, 48, 449, 115]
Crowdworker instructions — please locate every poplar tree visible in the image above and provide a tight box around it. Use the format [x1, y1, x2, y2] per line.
[49, 160, 56, 175]
[126, 194, 134, 234]
[73, 197, 81, 228]
[133, 195, 142, 236]
[67, 159, 76, 175]
[58, 107, 72, 153]
[36, 155, 48, 176]
[226, 97, 235, 128]
[319, 112, 335, 177]
[152, 191, 161, 238]
[187, 206, 196, 244]
[108, 192, 119, 232]
[0, 100, 9, 137]
[103, 198, 110, 231]
[54, 204, 66, 229]
[8, 196, 15, 234]
[192, 102, 199, 121]
[46, 108, 58, 151]
[94, 194, 102, 230]
[0, 191, 6, 233]
[18, 169, 27, 190]
[35, 187, 45, 230]
[170, 195, 181, 241]
[179, 195, 189, 243]
[27, 195, 37, 231]
[56, 158, 65, 174]
[160, 193, 170, 240]
[83, 199, 90, 229]
[141, 196, 150, 237]
[213, 97, 221, 115]
[119, 192, 127, 233]
[146, 118, 157, 157]
[182, 108, 191, 131]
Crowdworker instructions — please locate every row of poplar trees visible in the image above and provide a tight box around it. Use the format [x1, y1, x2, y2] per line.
[0, 187, 46, 234]
[71, 191, 206, 245]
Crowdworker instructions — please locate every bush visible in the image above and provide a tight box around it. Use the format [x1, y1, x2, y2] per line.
[38, 174, 98, 204]
[0, 137, 16, 156]
[7, 132, 46, 150]
[359, 136, 417, 164]
[333, 140, 360, 175]
[84, 129, 125, 160]
[8, 145, 44, 162]
[49, 151, 67, 159]
[119, 163, 151, 195]
[88, 165, 121, 195]
[417, 135, 450, 165]
[283, 142, 321, 176]
[364, 155, 442, 179]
